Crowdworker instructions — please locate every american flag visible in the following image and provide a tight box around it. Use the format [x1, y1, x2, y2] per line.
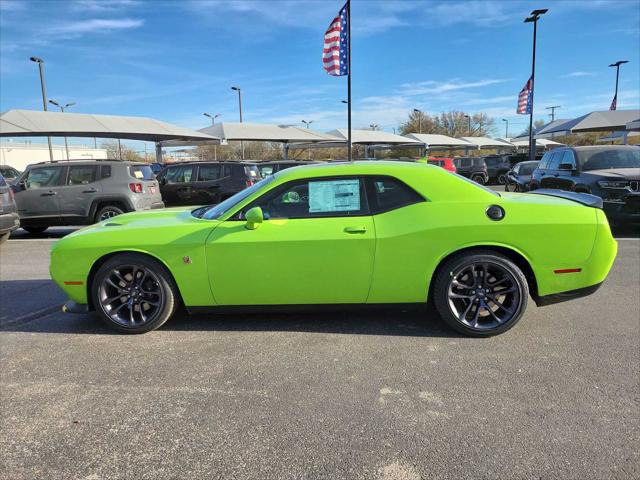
[323, 2, 349, 76]
[610, 94, 617, 111]
[517, 76, 533, 115]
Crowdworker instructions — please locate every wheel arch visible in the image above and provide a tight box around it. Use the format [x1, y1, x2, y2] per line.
[88, 197, 134, 221]
[86, 249, 183, 310]
[429, 243, 539, 300]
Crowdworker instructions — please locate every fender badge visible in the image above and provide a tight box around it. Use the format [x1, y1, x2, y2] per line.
[183, 256, 192, 264]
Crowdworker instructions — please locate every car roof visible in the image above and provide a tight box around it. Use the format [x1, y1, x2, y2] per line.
[273, 160, 437, 180]
[567, 145, 640, 151]
[30, 159, 146, 166]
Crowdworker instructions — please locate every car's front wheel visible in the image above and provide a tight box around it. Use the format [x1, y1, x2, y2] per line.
[471, 174, 486, 185]
[92, 253, 179, 333]
[432, 251, 529, 337]
[497, 174, 508, 185]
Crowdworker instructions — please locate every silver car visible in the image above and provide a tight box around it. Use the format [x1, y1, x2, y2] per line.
[12, 160, 164, 234]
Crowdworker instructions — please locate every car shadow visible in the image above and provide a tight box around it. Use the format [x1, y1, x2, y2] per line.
[610, 223, 640, 239]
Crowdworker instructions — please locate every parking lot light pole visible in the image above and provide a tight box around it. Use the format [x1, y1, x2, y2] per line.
[302, 120, 314, 160]
[501, 119, 509, 138]
[413, 109, 422, 134]
[524, 8, 548, 162]
[204, 113, 221, 160]
[231, 87, 244, 160]
[49, 100, 75, 160]
[464, 115, 471, 136]
[608, 60, 628, 110]
[30, 56, 53, 161]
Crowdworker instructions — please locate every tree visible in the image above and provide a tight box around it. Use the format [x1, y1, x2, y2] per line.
[518, 119, 546, 137]
[102, 140, 144, 162]
[399, 110, 495, 137]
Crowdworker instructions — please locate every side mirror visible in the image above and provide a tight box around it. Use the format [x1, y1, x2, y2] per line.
[245, 206, 263, 230]
[559, 163, 574, 171]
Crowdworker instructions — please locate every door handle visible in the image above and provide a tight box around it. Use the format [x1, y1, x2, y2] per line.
[83, 188, 98, 193]
[344, 226, 367, 234]
[41, 191, 57, 196]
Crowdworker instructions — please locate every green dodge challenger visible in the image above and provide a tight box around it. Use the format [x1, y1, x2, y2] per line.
[50, 161, 617, 337]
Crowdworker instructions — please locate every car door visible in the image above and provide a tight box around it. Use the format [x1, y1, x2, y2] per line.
[14, 165, 64, 221]
[159, 164, 195, 206]
[192, 163, 223, 204]
[205, 176, 375, 305]
[555, 150, 577, 191]
[58, 164, 101, 221]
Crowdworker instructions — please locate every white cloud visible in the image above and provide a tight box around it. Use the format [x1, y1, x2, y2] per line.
[48, 18, 144, 35]
[73, 0, 140, 11]
[561, 71, 596, 78]
[400, 79, 506, 96]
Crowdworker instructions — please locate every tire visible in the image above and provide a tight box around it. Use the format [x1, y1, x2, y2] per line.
[91, 253, 180, 333]
[497, 174, 507, 185]
[471, 174, 486, 185]
[432, 250, 529, 337]
[23, 226, 48, 234]
[95, 205, 125, 223]
[503, 182, 511, 192]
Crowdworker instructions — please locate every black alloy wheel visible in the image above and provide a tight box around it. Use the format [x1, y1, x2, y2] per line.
[433, 251, 529, 337]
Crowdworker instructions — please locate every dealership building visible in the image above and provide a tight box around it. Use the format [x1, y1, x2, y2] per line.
[0, 140, 108, 171]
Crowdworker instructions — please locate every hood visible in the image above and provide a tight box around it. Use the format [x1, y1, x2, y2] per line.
[582, 168, 640, 179]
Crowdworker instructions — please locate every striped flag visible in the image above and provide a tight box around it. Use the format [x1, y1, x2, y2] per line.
[610, 94, 617, 111]
[323, 2, 349, 76]
[517, 76, 533, 114]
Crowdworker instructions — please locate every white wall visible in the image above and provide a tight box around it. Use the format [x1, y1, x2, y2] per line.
[0, 141, 108, 171]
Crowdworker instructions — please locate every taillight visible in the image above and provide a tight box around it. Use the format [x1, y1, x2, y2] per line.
[129, 183, 143, 193]
[246, 180, 254, 188]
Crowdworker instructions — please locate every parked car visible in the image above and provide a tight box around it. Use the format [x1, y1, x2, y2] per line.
[52, 161, 617, 338]
[256, 160, 318, 177]
[12, 160, 164, 234]
[157, 161, 261, 207]
[482, 155, 512, 184]
[529, 145, 640, 225]
[0, 173, 20, 243]
[0, 165, 22, 183]
[505, 161, 539, 192]
[149, 162, 164, 176]
[453, 157, 488, 184]
[427, 157, 457, 173]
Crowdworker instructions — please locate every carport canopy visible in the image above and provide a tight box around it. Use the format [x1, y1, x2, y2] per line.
[403, 133, 472, 149]
[289, 129, 421, 150]
[504, 137, 564, 148]
[459, 136, 514, 149]
[0, 109, 219, 143]
[536, 109, 640, 135]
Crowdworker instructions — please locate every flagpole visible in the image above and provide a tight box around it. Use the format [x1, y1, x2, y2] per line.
[347, 0, 352, 162]
[527, 18, 537, 163]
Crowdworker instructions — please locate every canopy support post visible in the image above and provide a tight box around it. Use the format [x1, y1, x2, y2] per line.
[283, 143, 289, 160]
[155, 142, 163, 163]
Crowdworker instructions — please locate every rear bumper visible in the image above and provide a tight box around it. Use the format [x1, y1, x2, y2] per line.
[534, 281, 603, 307]
[0, 212, 20, 234]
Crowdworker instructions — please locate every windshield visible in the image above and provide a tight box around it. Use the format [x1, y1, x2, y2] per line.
[196, 175, 275, 220]
[578, 148, 640, 171]
[519, 162, 538, 175]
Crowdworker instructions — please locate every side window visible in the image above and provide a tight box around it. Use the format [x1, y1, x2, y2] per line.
[166, 165, 194, 184]
[24, 166, 63, 189]
[197, 164, 221, 181]
[547, 152, 562, 170]
[67, 165, 98, 185]
[101, 165, 112, 179]
[243, 177, 368, 219]
[366, 176, 424, 214]
[259, 165, 274, 177]
[222, 165, 232, 177]
[561, 150, 576, 169]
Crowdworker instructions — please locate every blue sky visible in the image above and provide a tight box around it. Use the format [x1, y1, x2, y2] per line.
[1, 0, 639, 142]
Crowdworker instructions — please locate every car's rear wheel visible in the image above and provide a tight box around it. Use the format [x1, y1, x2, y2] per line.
[433, 251, 529, 337]
[497, 174, 508, 185]
[95, 205, 125, 223]
[23, 226, 48, 234]
[92, 253, 179, 333]
[471, 174, 486, 185]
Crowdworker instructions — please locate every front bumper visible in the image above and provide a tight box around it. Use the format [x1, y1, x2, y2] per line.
[0, 212, 20, 234]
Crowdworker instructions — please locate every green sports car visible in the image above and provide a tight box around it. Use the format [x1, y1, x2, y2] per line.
[50, 161, 617, 337]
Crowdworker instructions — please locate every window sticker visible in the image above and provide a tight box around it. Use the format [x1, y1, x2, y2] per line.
[134, 170, 144, 179]
[309, 179, 360, 213]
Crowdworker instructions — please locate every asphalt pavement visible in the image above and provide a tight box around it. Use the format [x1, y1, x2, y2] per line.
[1, 228, 638, 479]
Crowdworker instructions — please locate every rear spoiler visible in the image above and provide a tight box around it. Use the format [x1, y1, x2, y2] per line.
[528, 189, 603, 209]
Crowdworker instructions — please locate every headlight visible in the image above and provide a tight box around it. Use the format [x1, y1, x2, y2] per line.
[597, 180, 629, 189]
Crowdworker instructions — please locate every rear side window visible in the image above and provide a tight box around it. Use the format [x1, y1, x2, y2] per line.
[67, 165, 97, 185]
[129, 165, 155, 181]
[101, 165, 112, 179]
[259, 165, 274, 177]
[165, 165, 194, 184]
[197, 164, 221, 181]
[366, 176, 424, 214]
